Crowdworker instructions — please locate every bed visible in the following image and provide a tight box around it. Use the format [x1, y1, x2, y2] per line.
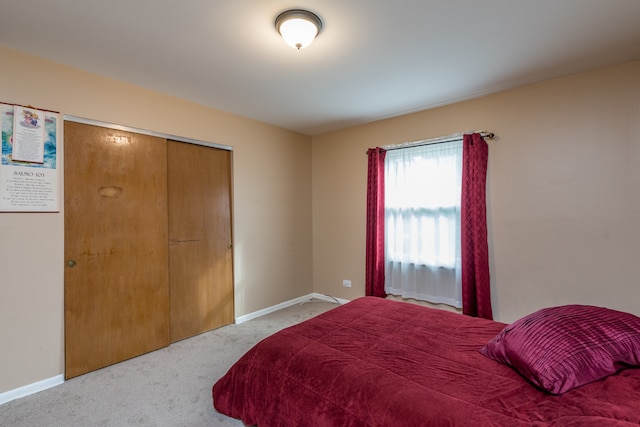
[212, 297, 640, 426]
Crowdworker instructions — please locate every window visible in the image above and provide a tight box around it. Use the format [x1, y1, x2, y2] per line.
[384, 140, 463, 307]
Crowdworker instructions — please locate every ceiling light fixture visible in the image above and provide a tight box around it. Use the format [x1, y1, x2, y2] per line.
[275, 9, 322, 50]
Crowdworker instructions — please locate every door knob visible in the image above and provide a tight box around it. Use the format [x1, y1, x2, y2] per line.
[67, 260, 77, 268]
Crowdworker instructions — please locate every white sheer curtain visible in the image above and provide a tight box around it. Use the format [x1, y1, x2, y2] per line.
[384, 140, 463, 307]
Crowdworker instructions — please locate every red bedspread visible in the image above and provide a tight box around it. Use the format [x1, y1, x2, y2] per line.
[213, 297, 640, 426]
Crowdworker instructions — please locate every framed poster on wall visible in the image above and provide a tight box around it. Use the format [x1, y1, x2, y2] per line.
[0, 102, 60, 212]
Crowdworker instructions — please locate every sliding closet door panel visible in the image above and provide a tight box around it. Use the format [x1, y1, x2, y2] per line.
[64, 121, 170, 379]
[168, 141, 234, 342]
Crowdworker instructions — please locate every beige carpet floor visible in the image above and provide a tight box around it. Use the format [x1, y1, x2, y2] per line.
[0, 298, 339, 427]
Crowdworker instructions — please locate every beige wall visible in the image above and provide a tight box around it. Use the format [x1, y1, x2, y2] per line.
[0, 45, 313, 394]
[2, 42, 640, 397]
[312, 59, 640, 324]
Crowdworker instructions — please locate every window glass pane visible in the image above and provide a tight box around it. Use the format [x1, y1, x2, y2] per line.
[384, 140, 463, 307]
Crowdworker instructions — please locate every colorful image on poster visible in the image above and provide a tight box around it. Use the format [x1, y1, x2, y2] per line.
[1, 102, 59, 212]
[1, 104, 57, 169]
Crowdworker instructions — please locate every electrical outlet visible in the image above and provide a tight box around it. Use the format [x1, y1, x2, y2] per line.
[342, 279, 352, 288]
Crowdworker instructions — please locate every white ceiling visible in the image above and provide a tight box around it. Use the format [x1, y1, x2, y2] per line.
[1, 0, 640, 136]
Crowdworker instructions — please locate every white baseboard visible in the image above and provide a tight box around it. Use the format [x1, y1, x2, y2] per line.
[235, 293, 349, 324]
[0, 374, 64, 406]
[1, 294, 351, 405]
[310, 293, 350, 305]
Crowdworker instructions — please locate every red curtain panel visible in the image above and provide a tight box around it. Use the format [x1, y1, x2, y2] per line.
[365, 147, 387, 297]
[461, 133, 493, 319]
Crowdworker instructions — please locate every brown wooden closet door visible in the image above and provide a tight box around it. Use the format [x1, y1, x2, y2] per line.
[168, 141, 234, 342]
[64, 121, 170, 379]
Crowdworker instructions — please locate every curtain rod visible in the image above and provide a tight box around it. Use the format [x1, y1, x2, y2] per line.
[381, 130, 495, 151]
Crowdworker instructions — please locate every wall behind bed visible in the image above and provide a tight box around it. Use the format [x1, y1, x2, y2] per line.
[2, 43, 638, 399]
[0, 45, 313, 396]
[311, 59, 640, 324]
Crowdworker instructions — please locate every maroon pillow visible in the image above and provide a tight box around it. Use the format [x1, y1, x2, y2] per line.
[480, 304, 640, 394]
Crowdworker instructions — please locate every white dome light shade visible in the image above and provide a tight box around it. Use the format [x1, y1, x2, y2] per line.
[275, 10, 322, 50]
[279, 18, 318, 49]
